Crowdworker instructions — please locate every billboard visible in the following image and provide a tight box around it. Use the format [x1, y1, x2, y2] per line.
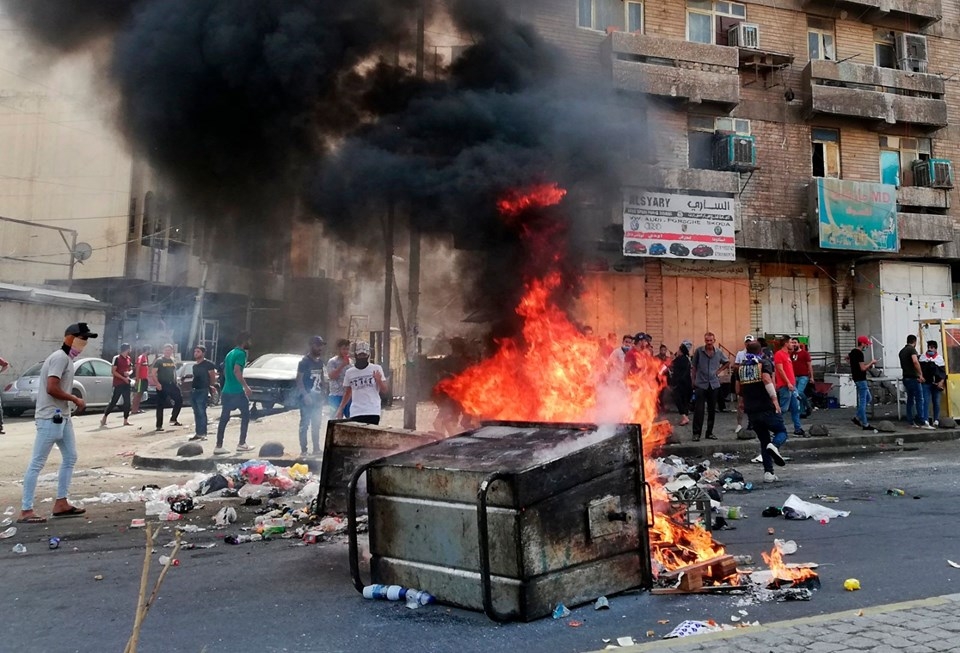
[816, 178, 898, 253]
[622, 190, 735, 261]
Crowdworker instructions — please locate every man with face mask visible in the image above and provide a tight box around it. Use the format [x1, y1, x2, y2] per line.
[18, 322, 96, 523]
[335, 341, 387, 425]
[607, 334, 635, 376]
[296, 336, 327, 456]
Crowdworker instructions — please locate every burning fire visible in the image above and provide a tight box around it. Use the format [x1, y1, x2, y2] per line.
[438, 183, 730, 574]
[761, 546, 818, 585]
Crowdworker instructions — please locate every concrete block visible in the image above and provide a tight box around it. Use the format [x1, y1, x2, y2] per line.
[259, 441, 285, 457]
[809, 424, 830, 436]
[176, 443, 203, 457]
[876, 420, 897, 432]
[938, 417, 956, 428]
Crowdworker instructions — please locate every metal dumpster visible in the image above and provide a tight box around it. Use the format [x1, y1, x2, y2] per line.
[348, 420, 652, 621]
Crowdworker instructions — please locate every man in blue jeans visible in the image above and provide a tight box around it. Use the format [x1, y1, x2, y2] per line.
[215, 332, 254, 454]
[899, 334, 933, 429]
[19, 322, 96, 523]
[849, 335, 877, 430]
[187, 345, 218, 442]
[920, 340, 946, 427]
[736, 340, 787, 483]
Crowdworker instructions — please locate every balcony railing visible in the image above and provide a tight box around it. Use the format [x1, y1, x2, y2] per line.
[803, 60, 947, 130]
[601, 32, 740, 107]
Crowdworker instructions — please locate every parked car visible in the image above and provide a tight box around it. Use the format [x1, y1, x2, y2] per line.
[649, 243, 667, 256]
[177, 361, 221, 406]
[692, 244, 714, 257]
[669, 243, 690, 256]
[1, 357, 118, 416]
[243, 353, 303, 411]
[624, 240, 647, 255]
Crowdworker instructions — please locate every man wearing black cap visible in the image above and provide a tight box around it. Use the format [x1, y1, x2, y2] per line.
[100, 342, 133, 427]
[19, 322, 97, 523]
[296, 336, 327, 456]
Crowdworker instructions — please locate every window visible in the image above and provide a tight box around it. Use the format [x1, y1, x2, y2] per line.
[880, 136, 931, 187]
[687, 0, 746, 44]
[140, 191, 154, 246]
[689, 115, 750, 169]
[91, 360, 113, 377]
[627, 1, 643, 32]
[128, 196, 138, 239]
[875, 29, 896, 69]
[76, 362, 95, 377]
[812, 128, 840, 178]
[578, 0, 626, 31]
[807, 17, 835, 61]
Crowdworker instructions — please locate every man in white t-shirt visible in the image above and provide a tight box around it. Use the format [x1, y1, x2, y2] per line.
[335, 341, 387, 425]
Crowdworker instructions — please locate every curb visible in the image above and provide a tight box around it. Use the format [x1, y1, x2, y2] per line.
[132, 453, 320, 473]
[593, 593, 960, 652]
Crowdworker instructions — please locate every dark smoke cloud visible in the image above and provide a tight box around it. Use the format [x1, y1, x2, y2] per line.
[3, 0, 645, 331]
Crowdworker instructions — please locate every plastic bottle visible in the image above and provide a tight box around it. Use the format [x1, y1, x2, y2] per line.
[48, 537, 60, 550]
[224, 533, 263, 545]
[725, 482, 744, 491]
[144, 500, 167, 516]
[158, 555, 179, 566]
[405, 589, 436, 606]
[887, 488, 905, 496]
[52, 409, 63, 424]
[12, 543, 26, 554]
[157, 511, 182, 521]
[726, 506, 743, 519]
[362, 584, 406, 601]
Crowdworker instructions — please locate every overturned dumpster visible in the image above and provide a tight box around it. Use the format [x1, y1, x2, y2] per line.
[348, 420, 652, 621]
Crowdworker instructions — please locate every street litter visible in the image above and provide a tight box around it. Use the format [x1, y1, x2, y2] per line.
[94, 575, 103, 581]
[130, 519, 146, 528]
[774, 539, 798, 555]
[781, 494, 850, 521]
[886, 488, 905, 497]
[213, 507, 237, 528]
[594, 596, 609, 610]
[3, 506, 14, 515]
[12, 543, 26, 554]
[616, 636, 635, 646]
[552, 603, 571, 619]
[0, 526, 17, 539]
[844, 578, 861, 591]
[568, 621, 583, 627]
[809, 494, 839, 503]
[663, 620, 721, 639]
[948, 560, 960, 569]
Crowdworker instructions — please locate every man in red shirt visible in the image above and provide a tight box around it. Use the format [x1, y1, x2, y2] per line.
[101, 343, 133, 427]
[791, 343, 813, 418]
[131, 345, 152, 414]
[774, 336, 805, 435]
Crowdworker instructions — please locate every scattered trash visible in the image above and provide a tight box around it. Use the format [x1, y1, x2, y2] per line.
[175, 524, 205, 533]
[843, 479, 854, 486]
[361, 584, 435, 606]
[157, 555, 179, 567]
[844, 578, 861, 591]
[552, 603, 571, 619]
[767, 527, 776, 535]
[3, 506, 14, 516]
[567, 620, 583, 627]
[774, 539, 798, 555]
[0, 517, 11, 527]
[886, 488, 905, 497]
[730, 615, 740, 622]
[663, 621, 721, 639]
[809, 494, 839, 503]
[762, 507, 782, 518]
[594, 596, 609, 610]
[949, 560, 960, 569]
[616, 636, 635, 647]
[224, 533, 262, 545]
[732, 554, 753, 565]
[725, 506, 743, 519]
[0, 526, 17, 539]
[12, 543, 26, 554]
[213, 507, 237, 529]
[782, 494, 850, 521]
[645, 630, 655, 637]
[94, 575, 103, 581]
[48, 537, 60, 550]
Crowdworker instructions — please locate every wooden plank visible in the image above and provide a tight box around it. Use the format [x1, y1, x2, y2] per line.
[678, 570, 703, 591]
[659, 554, 735, 580]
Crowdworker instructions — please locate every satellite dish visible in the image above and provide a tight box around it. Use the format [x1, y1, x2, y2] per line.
[73, 242, 93, 262]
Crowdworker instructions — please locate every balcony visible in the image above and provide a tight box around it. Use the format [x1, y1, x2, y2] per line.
[622, 164, 740, 195]
[898, 213, 953, 243]
[898, 185, 950, 211]
[601, 32, 740, 108]
[801, 0, 941, 29]
[803, 60, 947, 131]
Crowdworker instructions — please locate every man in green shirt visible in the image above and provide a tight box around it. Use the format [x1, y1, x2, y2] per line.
[214, 332, 253, 455]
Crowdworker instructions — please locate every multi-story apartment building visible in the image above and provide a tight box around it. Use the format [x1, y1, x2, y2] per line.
[516, 0, 960, 374]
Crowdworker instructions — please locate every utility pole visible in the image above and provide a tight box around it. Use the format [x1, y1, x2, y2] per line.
[403, 2, 425, 430]
[382, 202, 395, 404]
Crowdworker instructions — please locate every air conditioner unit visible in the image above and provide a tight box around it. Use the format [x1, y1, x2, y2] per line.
[895, 33, 928, 73]
[713, 132, 757, 172]
[912, 158, 954, 189]
[728, 23, 760, 49]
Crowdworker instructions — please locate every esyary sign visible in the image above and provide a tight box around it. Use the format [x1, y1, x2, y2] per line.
[622, 190, 735, 261]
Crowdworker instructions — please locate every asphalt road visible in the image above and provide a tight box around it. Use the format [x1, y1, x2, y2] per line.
[2, 440, 960, 653]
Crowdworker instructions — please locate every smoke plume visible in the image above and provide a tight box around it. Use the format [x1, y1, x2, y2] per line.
[3, 0, 644, 331]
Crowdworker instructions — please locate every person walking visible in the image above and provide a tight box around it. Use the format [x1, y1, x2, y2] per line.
[296, 336, 327, 456]
[0, 352, 9, 434]
[326, 338, 353, 419]
[18, 322, 95, 523]
[100, 343, 133, 427]
[850, 335, 878, 430]
[131, 345, 152, 414]
[670, 341, 693, 426]
[731, 335, 755, 435]
[187, 345, 218, 442]
[214, 332, 254, 454]
[920, 340, 945, 428]
[690, 332, 729, 441]
[150, 344, 183, 432]
[774, 336, 805, 436]
[735, 340, 787, 483]
[899, 334, 932, 429]
[792, 342, 813, 418]
[335, 341, 387, 425]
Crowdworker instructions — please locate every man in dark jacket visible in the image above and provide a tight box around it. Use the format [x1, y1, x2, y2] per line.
[671, 340, 693, 426]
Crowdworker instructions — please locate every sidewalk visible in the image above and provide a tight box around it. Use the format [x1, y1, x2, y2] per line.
[129, 400, 960, 472]
[596, 593, 960, 652]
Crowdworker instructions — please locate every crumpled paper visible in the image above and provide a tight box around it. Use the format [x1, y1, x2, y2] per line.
[782, 494, 850, 521]
[664, 620, 722, 639]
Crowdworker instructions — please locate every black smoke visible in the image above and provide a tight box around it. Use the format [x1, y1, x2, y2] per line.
[3, 0, 644, 331]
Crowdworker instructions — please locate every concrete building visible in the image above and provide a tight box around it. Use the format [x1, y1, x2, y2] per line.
[517, 0, 960, 374]
[0, 12, 344, 364]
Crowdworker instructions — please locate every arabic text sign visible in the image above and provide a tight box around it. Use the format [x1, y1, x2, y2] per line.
[623, 190, 735, 261]
[817, 178, 898, 253]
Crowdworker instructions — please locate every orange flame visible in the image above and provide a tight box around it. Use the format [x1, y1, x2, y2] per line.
[440, 183, 728, 572]
[761, 546, 818, 583]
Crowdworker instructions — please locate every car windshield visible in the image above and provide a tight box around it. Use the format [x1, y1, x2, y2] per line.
[247, 355, 300, 371]
[22, 362, 43, 376]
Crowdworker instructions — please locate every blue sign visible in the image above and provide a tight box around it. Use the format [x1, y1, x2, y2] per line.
[817, 178, 898, 252]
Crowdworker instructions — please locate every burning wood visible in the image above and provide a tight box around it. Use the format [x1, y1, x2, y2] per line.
[760, 546, 820, 589]
[655, 555, 740, 593]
